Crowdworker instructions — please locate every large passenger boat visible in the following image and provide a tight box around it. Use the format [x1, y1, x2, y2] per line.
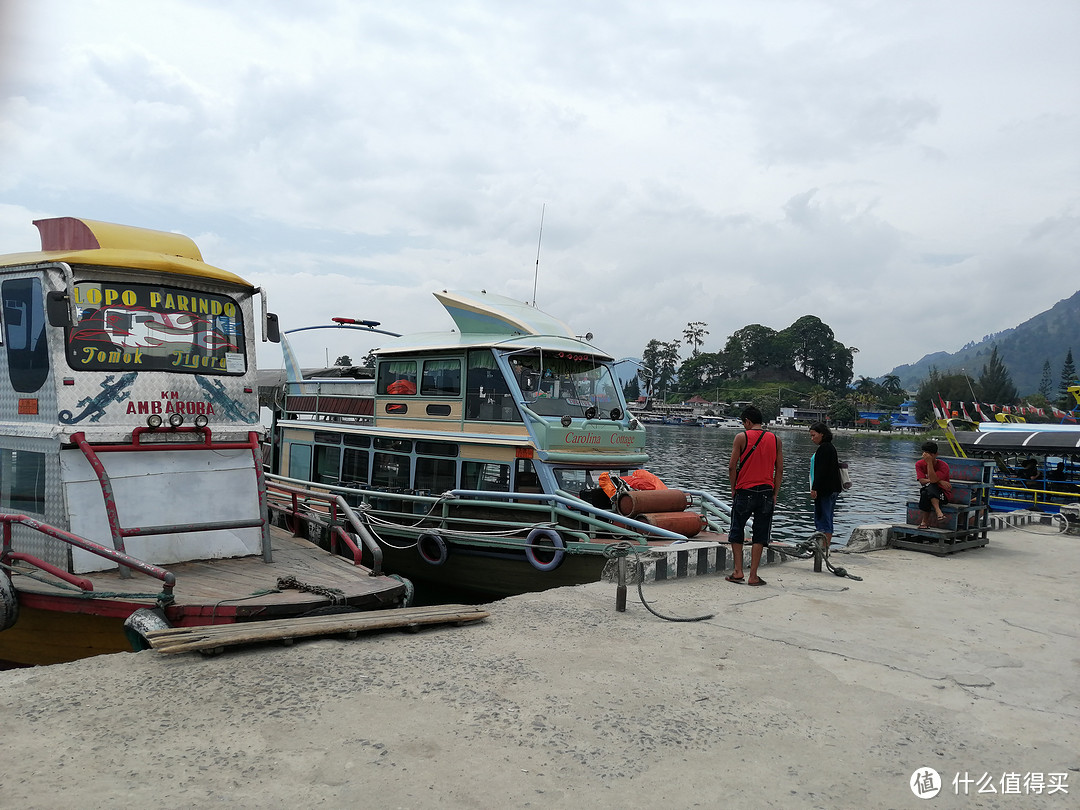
[0, 218, 407, 665]
[269, 290, 733, 599]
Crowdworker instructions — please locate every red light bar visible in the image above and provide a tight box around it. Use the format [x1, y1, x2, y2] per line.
[332, 317, 381, 327]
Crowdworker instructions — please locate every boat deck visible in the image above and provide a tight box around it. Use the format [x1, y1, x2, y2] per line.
[9, 525, 407, 623]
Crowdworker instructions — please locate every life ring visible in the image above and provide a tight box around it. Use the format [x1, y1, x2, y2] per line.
[525, 528, 566, 572]
[417, 532, 449, 566]
[123, 607, 171, 652]
[0, 570, 19, 631]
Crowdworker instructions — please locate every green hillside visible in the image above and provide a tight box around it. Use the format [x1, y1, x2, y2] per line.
[888, 290, 1080, 395]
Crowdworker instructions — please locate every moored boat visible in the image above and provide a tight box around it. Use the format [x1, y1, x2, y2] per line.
[0, 218, 408, 666]
[268, 290, 734, 599]
[941, 392, 1080, 514]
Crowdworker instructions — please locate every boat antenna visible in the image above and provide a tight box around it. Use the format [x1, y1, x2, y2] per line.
[531, 203, 545, 307]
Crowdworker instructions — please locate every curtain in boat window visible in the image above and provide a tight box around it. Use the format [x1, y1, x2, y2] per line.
[378, 360, 417, 395]
[465, 350, 520, 422]
[421, 358, 461, 396]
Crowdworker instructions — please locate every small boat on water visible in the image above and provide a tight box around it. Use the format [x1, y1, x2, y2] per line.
[701, 415, 742, 429]
[0, 218, 408, 666]
[942, 389, 1080, 514]
[267, 290, 734, 599]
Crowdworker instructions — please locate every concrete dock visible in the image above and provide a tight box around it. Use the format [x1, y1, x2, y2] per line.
[1, 525, 1077, 809]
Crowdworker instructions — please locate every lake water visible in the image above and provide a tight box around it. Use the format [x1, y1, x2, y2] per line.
[643, 424, 921, 545]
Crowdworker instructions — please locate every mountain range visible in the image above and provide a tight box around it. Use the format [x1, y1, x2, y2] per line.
[887, 289, 1080, 395]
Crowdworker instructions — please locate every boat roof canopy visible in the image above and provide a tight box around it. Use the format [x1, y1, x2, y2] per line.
[0, 217, 254, 289]
[956, 430, 1080, 455]
[434, 290, 577, 337]
[377, 290, 613, 360]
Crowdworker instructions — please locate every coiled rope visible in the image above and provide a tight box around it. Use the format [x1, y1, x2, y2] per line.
[785, 535, 864, 581]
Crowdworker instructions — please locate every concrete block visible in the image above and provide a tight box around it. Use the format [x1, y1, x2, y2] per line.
[840, 523, 893, 553]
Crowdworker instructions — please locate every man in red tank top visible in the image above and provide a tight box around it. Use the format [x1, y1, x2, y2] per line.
[726, 406, 784, 586]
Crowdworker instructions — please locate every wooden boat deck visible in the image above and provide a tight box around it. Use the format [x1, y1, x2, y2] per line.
[9, 525, 407, 622]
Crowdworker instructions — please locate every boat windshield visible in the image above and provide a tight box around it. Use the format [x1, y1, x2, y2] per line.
[507, 351, 624, 419]
[553, 467, 638, 494]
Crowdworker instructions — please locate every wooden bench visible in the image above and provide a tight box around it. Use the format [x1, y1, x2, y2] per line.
[893, 457, 993, 556]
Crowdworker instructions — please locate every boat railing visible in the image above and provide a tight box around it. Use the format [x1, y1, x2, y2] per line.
[264, 473, 703, 548]
[0, 512, 176, 602]
[281, 379, 375, 422]
[264, 475, 386, 574]
[680, 488, 733, 531]
[990, 479, 1080, 511]
[71, 429, 272, 576]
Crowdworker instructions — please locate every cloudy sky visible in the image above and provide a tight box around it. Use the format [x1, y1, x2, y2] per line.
[1, 0, 1077, 380]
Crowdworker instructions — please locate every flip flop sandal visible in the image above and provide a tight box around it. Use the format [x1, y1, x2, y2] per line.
[747, 578, 767, 586]
[724, 574, 744, 584]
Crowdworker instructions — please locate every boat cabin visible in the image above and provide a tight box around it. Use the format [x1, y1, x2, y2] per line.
[275, 290, 648, 500]
[0, 217, 276, 573]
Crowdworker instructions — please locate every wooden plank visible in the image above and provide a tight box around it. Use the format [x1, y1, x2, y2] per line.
[145, 604, 490, 655]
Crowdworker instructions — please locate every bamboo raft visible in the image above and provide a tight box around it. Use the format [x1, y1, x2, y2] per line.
[144, 603, 490, 655]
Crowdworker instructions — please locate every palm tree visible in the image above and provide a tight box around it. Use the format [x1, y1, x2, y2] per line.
[881, 374, 905, 397]
[682, 321, 709, 358]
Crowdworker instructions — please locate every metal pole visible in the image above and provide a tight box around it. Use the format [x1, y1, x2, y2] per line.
[616, 556, 627, 612]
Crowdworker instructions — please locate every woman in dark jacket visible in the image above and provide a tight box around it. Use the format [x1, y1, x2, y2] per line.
[808, 422, 843, 554]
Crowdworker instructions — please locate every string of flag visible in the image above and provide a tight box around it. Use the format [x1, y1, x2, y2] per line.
[932, 396, 1078, 423]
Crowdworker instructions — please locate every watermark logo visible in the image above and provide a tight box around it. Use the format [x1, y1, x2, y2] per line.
[911, 767, 942, 799]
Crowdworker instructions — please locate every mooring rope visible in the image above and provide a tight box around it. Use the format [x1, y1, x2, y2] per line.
[603, 541, 715, 623]
[0, 560, 165, 599]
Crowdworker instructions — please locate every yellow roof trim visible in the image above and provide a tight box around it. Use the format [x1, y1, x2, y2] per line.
[0, 217, 253, 288]
[0, 248, 254, 287]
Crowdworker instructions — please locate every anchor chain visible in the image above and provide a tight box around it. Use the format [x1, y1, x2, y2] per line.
[276, 575, 346, 605]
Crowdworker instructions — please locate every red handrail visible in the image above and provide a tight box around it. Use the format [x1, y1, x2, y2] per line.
[1, 514, 175, 601]
[70, 429, 273, 570]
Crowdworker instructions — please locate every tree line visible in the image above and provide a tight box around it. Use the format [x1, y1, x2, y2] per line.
[629, 318, 1078, 427]
[634, 315, 857, 400]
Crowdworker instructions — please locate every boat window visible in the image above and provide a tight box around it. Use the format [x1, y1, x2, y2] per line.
[462, 461, 510, 492]
[314, 445, 341, 485]
[378, 360, 417, 395]
[421, 358, 461, 396]
[372, 452, 411, 489]
[515, 458, 542, 493]
[466, 349, 521, 422]
[374, 437, 412, 452]
[287, 443, 312, 481]
[508, 351, 623, 419]
[0, 449, 46, 514]
[314, 432, 342, 445]
[344, 434, 370, 448]
[415, 457, 457, 492]
[66, 281, 245, 375]
[3, 278, 50, 393]
[342, 448, 369, 485]
[416, 440, 458, 457]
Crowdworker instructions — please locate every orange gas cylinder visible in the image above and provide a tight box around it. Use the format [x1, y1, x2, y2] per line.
[635, 511, 706, 538]
[616, 489, 691, 517]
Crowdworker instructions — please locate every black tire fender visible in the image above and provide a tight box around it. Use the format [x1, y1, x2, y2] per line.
[123, 607, 171, 651]
[417, 532, 449, 566]
[525, 528, 566, 572]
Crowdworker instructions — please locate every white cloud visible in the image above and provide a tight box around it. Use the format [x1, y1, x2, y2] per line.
[1, 0, 1078, 381]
